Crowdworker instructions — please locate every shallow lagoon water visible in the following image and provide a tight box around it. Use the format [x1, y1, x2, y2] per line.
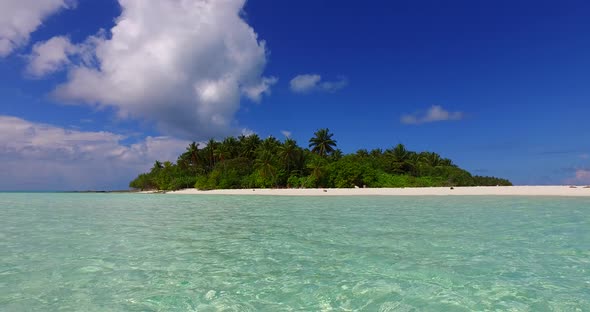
[1, 193, 589, 311]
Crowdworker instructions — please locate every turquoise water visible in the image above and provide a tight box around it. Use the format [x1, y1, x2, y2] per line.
[1, 194, 589, 311]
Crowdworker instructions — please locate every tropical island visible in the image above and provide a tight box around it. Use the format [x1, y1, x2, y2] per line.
[129, 129, 511, 191]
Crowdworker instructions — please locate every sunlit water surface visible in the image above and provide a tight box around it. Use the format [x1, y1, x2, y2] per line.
[1, 193, 589, 311]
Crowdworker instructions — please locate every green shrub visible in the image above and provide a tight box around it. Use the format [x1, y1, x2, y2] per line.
[287, 175, 301, 188]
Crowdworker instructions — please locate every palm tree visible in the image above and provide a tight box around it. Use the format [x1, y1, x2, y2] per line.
[370, 148, 383, 158]
[204, 138, 218, 170]
[221, 137, 239, 159]
[182, 142, 200, 172]
[389, 144, 409, 162]
[440, 158, 455, 167]
[420, 152, 443, 167]
[291, 148, 307, 175]
[177, 153, 189, 171]
[331, 149, 343, 161]
[260, 136, 280, 154]
[306, 155, 327, 187]
[255, 150, 277, 186]
[406, 151, 420, 176]
[214, 143, 231, 163]
[356, 149, 369, 158]
[309, 128, 337, 157]
[240, 134, 261, 159]
[386, 144, 414, 174]
[278, 138, 298, 173]
[151, 160, 163, 173]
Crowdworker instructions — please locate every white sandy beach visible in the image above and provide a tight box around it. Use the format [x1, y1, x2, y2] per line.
[164, 186, 590, 197]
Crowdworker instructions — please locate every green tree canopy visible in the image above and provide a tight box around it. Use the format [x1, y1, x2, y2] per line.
[130, 129, 512, 191]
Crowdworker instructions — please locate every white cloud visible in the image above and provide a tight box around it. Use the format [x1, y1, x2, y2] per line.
[319, 78, 349, 92]
[281, 130, 292, 138]
[242, 76, 278, 103]
[401, 105, 464, 125]
[241, 128, 256, 136]
[0, 0, 75, 57]
[290, 74, 321, 93]
[289, 74, 348, 93]
[26, 36, 76, 77]
[30, 0, 273, 140]
[0, 115, 187, 190]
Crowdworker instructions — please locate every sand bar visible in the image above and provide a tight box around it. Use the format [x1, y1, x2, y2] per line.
[164, 186, 590, 197]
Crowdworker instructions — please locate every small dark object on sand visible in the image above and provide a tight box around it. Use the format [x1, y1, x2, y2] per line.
[569, 186, 577, 188]
[450, 187, 454, 190]
[323, 189, 327, 192]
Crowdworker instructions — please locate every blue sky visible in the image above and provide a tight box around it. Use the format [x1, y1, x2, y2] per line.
[1, 0, 589, 190]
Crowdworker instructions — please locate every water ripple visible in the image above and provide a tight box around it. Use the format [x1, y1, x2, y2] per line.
[1, 194, 589, 311]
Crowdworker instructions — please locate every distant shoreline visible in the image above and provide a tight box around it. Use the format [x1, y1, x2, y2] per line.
[69, 190, 139, 194]
[141, 186, 590, 197]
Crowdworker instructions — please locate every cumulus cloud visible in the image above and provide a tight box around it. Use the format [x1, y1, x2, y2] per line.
[29, 0, 274, 139]
[0, 115, 187, 190]
[26, 36, 76, 77]
[242, 76, 278, 103]
[289, 74, 348, 93]
[0, 0, 75, 57]
[401, 105, 464, 125]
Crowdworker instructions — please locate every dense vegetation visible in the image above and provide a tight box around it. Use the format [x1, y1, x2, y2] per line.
[129, 129, 512, 191]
